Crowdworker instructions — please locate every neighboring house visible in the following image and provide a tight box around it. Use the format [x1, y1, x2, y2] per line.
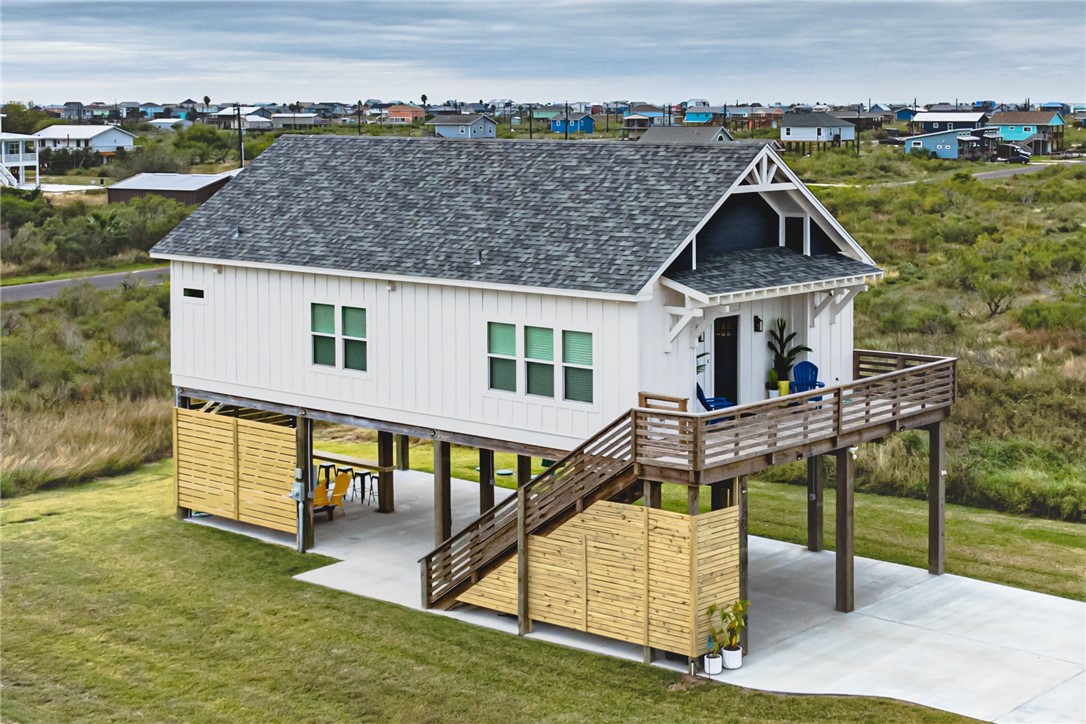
[209, 106, 274, 129]
[988, 111, 1065, 154]
[625, 104, 667, 125]
[1, 131, 40, 187]
[831, 111, 884, 131]
[107, 170, 240, 205]
[894, 107, 918, 123]
[386, 104, 425, 124]
[61, 101, 87, 121]
[683, 106, 729, 125]
[901, 127, 997, 160]
[140, 102, 165, 118]
[148, 118, 193, 132]
[911, 112, 988, 134]
[622, 113, 652, 139]
[550, 112, 595, 134]
[779, 112, 856, 151]
[33, 125, 138, 155]
[639, 126, 734, 145]
[271, 113, 323, 129]
[425, 114, 498, 139]
[530, 105, 565, 121]
[151, 137, 954, 659]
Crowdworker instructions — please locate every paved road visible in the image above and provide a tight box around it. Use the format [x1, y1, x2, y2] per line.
[1, 267, 169, 303]
[972, 160, 1085, 180]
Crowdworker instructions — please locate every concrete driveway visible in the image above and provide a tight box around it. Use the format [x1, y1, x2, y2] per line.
[193, 471, 1085, 722]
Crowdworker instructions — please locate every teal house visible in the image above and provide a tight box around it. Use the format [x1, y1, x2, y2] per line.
[683, 106, 728, 125]
[903, 127, 996, 159]
[989, 111, 1065, 154]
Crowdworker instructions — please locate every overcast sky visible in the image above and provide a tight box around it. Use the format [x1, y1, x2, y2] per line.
[3, 1, 1083, 106]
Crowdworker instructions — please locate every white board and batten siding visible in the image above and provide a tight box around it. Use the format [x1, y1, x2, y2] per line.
[171, 261, 641, 452]
[636, 280, 856, 408]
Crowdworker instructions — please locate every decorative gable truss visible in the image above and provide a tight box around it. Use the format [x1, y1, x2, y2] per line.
[730, 154, 796, 194]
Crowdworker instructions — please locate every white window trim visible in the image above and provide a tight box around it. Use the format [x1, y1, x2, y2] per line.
[309, 301, 370, 375]
[483, 320, 598, 408]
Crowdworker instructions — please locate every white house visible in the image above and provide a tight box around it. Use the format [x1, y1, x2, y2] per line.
[1, 129, 39, 187]
[424, 114, 498, 139]
[271, 113, 322, 129]
[779, 112, 856, 148]
[33, 125, 138, 154]
[151, 136, 881, 454]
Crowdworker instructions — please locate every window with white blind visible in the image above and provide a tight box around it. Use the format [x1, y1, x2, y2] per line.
[487, 322, 516, 392]
[562, 330, 594, 403]
[311, 302, 367, 371]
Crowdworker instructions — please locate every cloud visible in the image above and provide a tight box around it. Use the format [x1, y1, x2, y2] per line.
[2, 1, 1083, 104]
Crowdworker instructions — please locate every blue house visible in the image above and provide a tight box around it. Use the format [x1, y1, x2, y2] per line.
[894, 108, 917, 122]
[683, 106, 728, 125]
[550, 112, 595, 134]
[903, 127, 996, 159]
[624, 104, 667, 126]
[989, 111, 1065, 154]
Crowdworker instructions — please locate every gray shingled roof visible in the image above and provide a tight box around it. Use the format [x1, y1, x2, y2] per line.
[781, 112, 855, 128]
[639, 126, 734, 145]
[424, 114, 494, 125]
[151, 136, 763, 296]
[666, 247, 880, 296]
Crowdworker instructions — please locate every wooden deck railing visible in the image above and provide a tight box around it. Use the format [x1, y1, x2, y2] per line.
[421, 349, 955, 609]
[421, 411, 636, 609]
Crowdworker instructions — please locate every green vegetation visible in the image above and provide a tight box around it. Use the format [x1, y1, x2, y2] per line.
[791, 165, 1086, 521]
[0, 187, 191, 278]
[788, 144, 978, 184]
[0, 463, 966, 723]
[0, 283, 172, 497]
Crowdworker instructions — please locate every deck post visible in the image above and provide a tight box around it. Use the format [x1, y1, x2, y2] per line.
[516, 455, 532, 487]
[297, 415, 314, 552]
[806, 455, 825, 551]
[377, 430, 395, 513]
[434, 440, 452, 546]
[479, 448, 496, 513]
[835, 449, 855, 613]
[927, 421, 946, 575]
[517, 486, 531, 635]
[687, 485, 700, 516]
[738, 475, 749, 654]
[642, 478, 660, 665]
[175, 394, 192, 520]
[394, 434, 410, 471]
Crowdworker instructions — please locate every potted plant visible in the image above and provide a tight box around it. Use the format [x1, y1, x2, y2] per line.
[704, 604, 725, 675]
[719, 598, 750, 669]
[767, 318, 811, 396]
[765, 368, 779, 399]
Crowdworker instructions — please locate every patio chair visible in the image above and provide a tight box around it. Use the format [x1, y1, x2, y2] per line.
[790, 361, 826, 401]
[314, 471, 352, 521]
[696, 383, 734, 412]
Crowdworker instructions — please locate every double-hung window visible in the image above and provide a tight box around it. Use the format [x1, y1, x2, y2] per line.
[311, 302, 367, 371]
[487, 322, 516, 392]
[524, 326, 554, 397]
[562, 331, 593, 403]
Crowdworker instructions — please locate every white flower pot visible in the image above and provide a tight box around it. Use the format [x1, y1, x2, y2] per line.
[722, 647, 743, 670]
[767, 389, 780, 399]
[703, 653, 723, 676]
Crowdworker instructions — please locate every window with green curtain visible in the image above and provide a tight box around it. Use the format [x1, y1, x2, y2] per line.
[562, 330, 593, 366]
[311, 303, 335, 334]
[342, 307, 366, 339]
[562, 330, 593, 403]
[313, 335, 335, 366]
[524, 326, 553, 360]
[526, 361, 554, 397]
[564, 367, 593, 403]
[344, 339, 367, 371]
[488, 322, 515, 356]
[489, 357, 516, 392]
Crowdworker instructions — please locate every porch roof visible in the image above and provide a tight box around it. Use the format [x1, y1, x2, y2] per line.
[664, 247, 881, 297]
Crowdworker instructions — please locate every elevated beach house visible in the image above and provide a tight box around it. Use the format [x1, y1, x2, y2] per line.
[151, 137, 954, 664]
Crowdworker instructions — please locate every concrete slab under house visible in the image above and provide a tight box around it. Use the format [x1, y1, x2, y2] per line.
[145, 134, 1069, 717]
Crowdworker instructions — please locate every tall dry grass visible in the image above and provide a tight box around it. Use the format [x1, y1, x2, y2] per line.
[1, 399, 173, 497]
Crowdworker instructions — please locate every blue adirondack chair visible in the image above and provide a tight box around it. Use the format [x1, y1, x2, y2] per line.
[696, 383, 733, 412]
[790, 361, 826, 401]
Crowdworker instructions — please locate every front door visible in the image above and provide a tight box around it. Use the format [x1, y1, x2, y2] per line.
[713, 316, 739, 404]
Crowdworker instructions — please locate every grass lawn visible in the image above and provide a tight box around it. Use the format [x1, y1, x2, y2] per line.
[0, 462, 966, 723]
[316, 429, 1085, 601]
[0, 261, 167, 287]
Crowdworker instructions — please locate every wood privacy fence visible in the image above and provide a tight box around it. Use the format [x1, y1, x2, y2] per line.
[175, 407, 298, 534]
[457, 500, 740, 658]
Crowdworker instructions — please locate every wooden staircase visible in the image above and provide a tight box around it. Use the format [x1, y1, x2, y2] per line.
[420, 411, 640, 610]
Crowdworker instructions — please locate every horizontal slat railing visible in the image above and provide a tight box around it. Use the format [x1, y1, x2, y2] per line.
[421, 411, 635, 608]
[634, 352, 956, 477]
[421, 350, 955, 608]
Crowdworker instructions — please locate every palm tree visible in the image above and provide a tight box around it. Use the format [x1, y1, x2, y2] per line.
[420, 94, 428, 109]
[202, 95, 211, 122]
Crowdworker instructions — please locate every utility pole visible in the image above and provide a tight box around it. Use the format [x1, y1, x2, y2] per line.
[564, 101, 569, 140]
[529, 105, 533, 140]
[357, 100, 362, 135]
[235, 102, 245, 168]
